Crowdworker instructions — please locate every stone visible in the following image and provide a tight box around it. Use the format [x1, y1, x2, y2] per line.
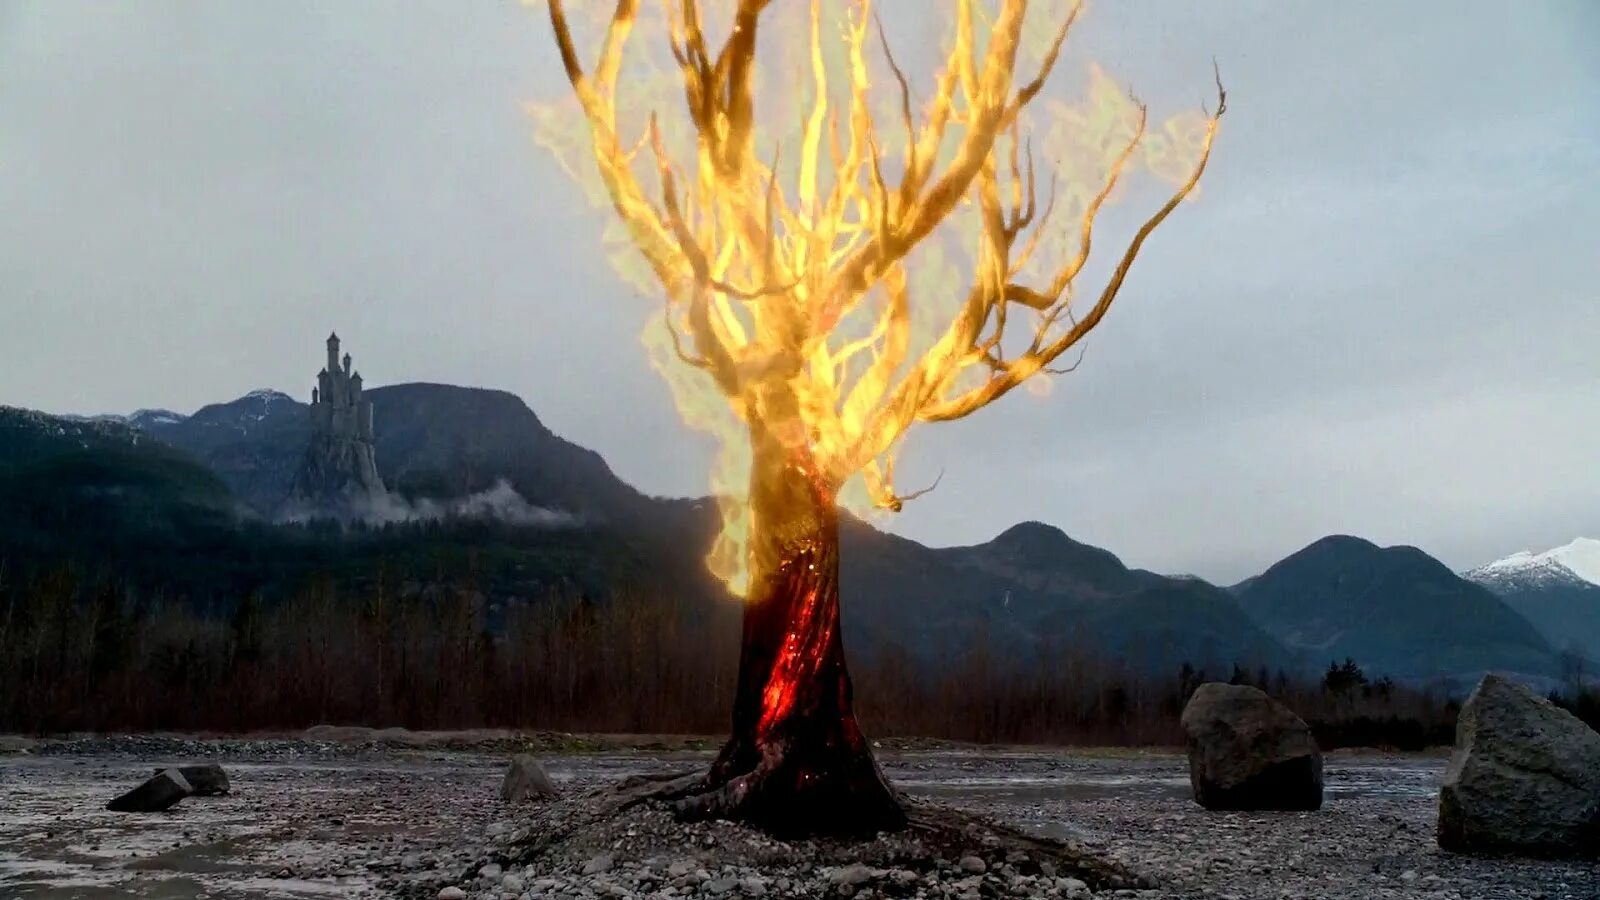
[437, 888, 466, 900]
[501, 873, 525, 893]
[829, 864, 873, 886]
[302, 724, 376, 743]
[107, 768, 192, 813]
[1437, 673, 1600, 857]
[500, 754, 559, 803]
[151, 763, 229, 796]
[582, 853, 615, 875]
[1057, 877, 1090, 898]
[1180, 682, 1323, 811]
[958, 855, 987, 874]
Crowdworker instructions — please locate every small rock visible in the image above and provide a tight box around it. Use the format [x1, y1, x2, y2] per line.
[437, 888, 466, 900]
[583, 853, 616, 875]
[480, 862, 503, 881]
[1057, 877, 1090, 898]
[958, 856, 987, 874]
[501, 873, 525, 893]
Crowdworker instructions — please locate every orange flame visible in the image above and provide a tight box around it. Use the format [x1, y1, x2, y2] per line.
[532, 1, 1222, 597]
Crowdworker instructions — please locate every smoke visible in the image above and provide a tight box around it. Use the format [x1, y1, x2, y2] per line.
[279, 480, 580, 529]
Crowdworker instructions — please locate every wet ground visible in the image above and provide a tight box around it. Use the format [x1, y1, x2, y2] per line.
[0, 739, 1594, 899]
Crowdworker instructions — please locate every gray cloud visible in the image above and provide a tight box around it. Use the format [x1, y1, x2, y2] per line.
[1, 1, 1596, 582]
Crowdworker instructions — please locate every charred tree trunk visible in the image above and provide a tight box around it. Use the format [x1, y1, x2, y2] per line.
[670, 425, 905, 837]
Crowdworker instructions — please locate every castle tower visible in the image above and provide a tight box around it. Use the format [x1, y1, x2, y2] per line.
[289, 331, 386, 519]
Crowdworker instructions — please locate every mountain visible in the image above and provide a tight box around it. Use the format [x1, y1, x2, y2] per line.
[22, 383, 1572, 688]
[20, 386, 1296, 678]
[1, 405, 148, 468]
[0, 407, 249, 594]
[126, 409, 189, 430]
[1233, 535, 1558, 685]
[138, 383, 651, 526]
[934, 521, 1169, 598]
[4, 399, 670, 606]
[59, 408, 190, 430]
[1465, 539, 1600, 663]
[834, 520, 1298, 675]
[367, 383, 648, 522]
[138, 389, 312, 515]
[1468, 538, 1600, 589]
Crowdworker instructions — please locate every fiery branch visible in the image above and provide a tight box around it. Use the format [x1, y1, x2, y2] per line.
[542, 0, 1225, 587]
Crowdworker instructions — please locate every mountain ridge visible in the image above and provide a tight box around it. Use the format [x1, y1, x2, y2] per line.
[6, 386, 1585, 689]
[1235, 534, 1559, 686]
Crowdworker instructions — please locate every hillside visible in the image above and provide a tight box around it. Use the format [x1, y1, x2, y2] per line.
[8, 386, 1580, 689]
[1233, 535, 1558, 685]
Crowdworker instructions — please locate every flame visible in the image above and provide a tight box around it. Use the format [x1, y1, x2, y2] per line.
[532, 1, 1221, 597]
[757, 551, 834, 736]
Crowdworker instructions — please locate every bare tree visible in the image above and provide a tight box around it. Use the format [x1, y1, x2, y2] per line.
[543, 0, 1224, 835]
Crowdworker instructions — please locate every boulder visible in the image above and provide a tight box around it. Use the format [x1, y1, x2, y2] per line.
[1180, 682, 1323, 810]
[1437, 673, 1600, 857]
[500, 754, 559, 802]
[108, 768, 192, 813]
[152, 763, 229, 796]
[303, 724, 376, 743]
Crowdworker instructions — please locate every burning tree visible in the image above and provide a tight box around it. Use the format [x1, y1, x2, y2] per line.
[539, 0, 1223, 836]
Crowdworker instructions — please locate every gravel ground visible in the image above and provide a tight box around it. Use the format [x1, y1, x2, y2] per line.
[1, 735, 1596, 900]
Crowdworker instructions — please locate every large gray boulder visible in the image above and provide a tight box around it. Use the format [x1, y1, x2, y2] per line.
[1437, 673, 1600, 857]
[1180, 682, 1323, 810]
[152, 763, 229, 796]
[108, 768, 192, 813]
[500, 754, 558, 802]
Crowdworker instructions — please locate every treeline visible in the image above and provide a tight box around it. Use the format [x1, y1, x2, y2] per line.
[0, 566, 1506, 749]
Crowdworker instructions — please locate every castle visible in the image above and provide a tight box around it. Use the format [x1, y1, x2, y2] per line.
[312, 332, 374, 443]
[284, 332, 387, 516]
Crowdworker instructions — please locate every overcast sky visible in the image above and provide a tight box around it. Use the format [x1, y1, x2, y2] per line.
[1, 1, 1596, 582]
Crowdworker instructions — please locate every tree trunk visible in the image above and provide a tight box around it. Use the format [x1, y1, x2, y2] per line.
[674, 425, 905, 837]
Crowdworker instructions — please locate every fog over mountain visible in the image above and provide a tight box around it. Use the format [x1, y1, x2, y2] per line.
[1, 1, 1596, 581]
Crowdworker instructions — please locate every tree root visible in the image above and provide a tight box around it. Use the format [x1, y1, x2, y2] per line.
[603, 769, 1153, 891]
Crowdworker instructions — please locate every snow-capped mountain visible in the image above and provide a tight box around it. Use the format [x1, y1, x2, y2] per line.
[1467, 538, 1600, 589]
[59, 408, 190, 429]
[1465, 539, 1600, 662]
[127, 408, 189, 428]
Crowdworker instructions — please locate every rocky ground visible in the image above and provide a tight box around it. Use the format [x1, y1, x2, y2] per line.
[1, 732, 1595, 900]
